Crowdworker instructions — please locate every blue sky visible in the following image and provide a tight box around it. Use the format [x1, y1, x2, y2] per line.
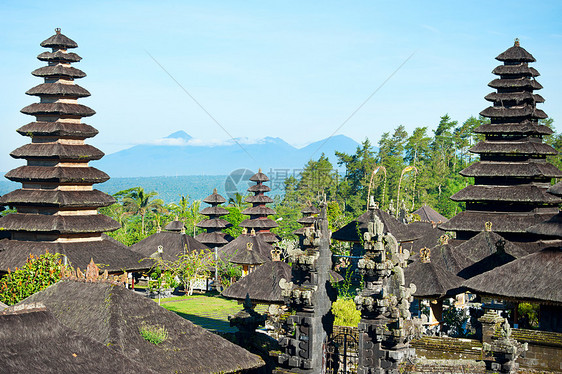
[1, 0, 561, 171]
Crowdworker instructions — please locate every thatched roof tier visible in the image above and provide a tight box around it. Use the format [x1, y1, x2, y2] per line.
[0, 213, 120, 234]
[40, 30, 78, 49]
[37, 50, 82, 63]
[218, 234, 274, 263]
[222, 260, 291, 303]
[0, 237, 148, 272]
[412, 205, 447, 223]
[0, 189, 115, 208]
[245, 194, 274, 204]
[17, 121, 99, 138]
[463, 247, 562, 305]
[130, 231, 209, 263]
[297, 216, 317, 225]
[401, 223, 446, 255]
[250, 170, 269, 182]
[239, 217, 279, 229]
[440, 211, 556, 234]
[485, 92, 544, 104]
[480, 105, 547, 119]
[21, 281, 265, 373]
[11, 143, 104, 161]
[31, 64, 86, 79]
[26, 83, 91, 97]
[333, 208, 421, 243]
[242, 205, 276, 215]
[404, 244, 465, 299]
[196, 218, 231, 229]
[202, 189, 227, 204]
[5, 165, 110, 184]
[474, 122, 553, 135]
[21, 102, 95, 117]
[256, 231, 279, 243]
[460, 161, 562, 178]
[487, 78, 543, 90]
[195, 231, 230, 246]
[469, 141, 556, 155]
[492, 64, 539, 77]
[301, 205, 320, 215]
[229, 245, 268, 266]
[548, 182, 562, 196]
[452, 230, 528, 279]
[450, 185, 561, 203]
[527, 213, 562, 238]
[199, 206, 229, 216]
[496, 43, 536, 62]
[248, 184, 271, 193]
[163, 220, 185, 232]
[0, 309, 156, 374]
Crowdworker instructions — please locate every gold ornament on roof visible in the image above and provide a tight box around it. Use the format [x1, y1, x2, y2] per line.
[420, 247, 431, 263]
[485, 221, 493, 232]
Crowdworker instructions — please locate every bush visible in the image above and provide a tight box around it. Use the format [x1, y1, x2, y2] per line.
[0, 252, 68, 306]
[139, 323, 168, 345]
[332, 298, 361, 327]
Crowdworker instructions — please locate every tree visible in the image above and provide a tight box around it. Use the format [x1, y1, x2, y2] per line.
[117, 187, 165, 236]
[0, 252, 70, 305]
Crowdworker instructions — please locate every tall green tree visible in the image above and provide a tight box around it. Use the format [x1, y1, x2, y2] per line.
[116, 187, 164, 236]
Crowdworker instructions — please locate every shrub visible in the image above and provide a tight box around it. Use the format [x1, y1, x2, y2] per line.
[139, 323, 168, 345]
[0, 252, 69, 306]
[332, 298, 361, 327]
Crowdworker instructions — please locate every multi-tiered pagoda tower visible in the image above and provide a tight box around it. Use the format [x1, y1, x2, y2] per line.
[0, 29, 144, 272]
[441, 40, 562, 242]
[239, 169, 279, 243]
[195, 189, 232, 247]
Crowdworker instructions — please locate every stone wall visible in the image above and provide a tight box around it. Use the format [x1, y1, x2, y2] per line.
[500, 328, 562, 373]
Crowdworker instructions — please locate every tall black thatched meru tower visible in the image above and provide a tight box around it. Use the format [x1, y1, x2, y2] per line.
[441, 40, 562, 242]
[0, 29, 144, 272]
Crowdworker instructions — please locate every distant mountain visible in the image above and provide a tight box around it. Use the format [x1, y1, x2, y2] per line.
[95, 132, 361, 177]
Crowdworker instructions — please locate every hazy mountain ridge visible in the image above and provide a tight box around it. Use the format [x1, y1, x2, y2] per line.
[96, 132, 361, 177]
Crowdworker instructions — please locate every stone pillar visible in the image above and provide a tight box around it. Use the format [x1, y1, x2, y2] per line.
[482, 318, 527, 373]
[276, 202, 336, 373]
[354, 215, 417, 374]
[479, 310, 503, 345]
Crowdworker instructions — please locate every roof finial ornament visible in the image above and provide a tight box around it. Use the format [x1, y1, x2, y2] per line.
[55, 28, 61, 34]
[485, 221, 493, 232]
[514, 38, 520, 47]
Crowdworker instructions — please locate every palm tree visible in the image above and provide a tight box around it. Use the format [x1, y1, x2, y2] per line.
[119, 187, 164, 236]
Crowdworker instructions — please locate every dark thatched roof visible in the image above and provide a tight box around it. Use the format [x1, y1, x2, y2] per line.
[487, 78, 543, 91]
[248, 184, 271, 193]
[401, 223, 445, 255]
[40, 30, 78, 49]
[0, 238, 148, 273]
[199, 206, 229, 216]
[527, 212, 562, 238]
[452, 230, 528, 279]
[196, 218, 231, 229]
[242, 205, 276, 215]
[547, 181, 562, 197]
[163, 220, 185, 232]
[463, 247, 562, 305]
[130, 231, 209, 263]
[20, 281, 265, 373]
[404, 244, 464, 299]
[0, 189, 115, 208]
[21, 102, 95, 117]
[0, 213, 120, 234]
[222, 261, 292, 303]
[202, 189, 226, 204]
[440, 211, 557, 234]
[10, 143, 104, 161]
[37, 50, 82, 63]
[26, 83, 90, 98]
[496, 42, 536, 62]
[250, 170, 269, 182]
[229, 245, 268, 265]
[492, 64, 539, 77]
[194, 231, 231, 246]
[485, 92, 544, 104]
[474, 122, 553, 135]
[0, 308, 156, 374]
[412, 205, 447, 223]
[17, 122, 99, 138]
[460, 161, 562, 178]
[239, 217, 279, 229]
[5, 165, 109, 184]
[480, 105, 547, 119]
[450, 185, 561, 204]
[218, 234, 274, 263]
[31, 65, 86, 79]
[333, 208, 421, 243]
[469, 141, 556, 155]
[245, 194, 273, 204]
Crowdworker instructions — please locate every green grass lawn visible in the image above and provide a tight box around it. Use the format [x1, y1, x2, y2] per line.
[157, 293, 267, 332]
